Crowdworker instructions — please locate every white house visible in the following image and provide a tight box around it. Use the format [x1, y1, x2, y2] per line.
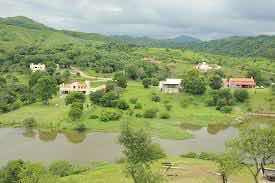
[195, 62, 221, 72]
[30, 63, 46, 72]
[60, 80, 91, 95]
[159, 79, 182, 93]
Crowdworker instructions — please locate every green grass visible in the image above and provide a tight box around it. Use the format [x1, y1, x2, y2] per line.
[58, 157, 257, 183]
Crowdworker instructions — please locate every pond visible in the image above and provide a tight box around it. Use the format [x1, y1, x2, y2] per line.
[0, 124, 239, 165]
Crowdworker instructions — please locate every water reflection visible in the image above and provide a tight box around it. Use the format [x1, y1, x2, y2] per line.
[22, 128, 36, 138]
[180, 122, 231, 135]
[38, 130, 58, 142]
[63, 131, 86, 144]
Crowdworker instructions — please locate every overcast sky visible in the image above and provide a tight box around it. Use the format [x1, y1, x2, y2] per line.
[0, 0, 275, 40]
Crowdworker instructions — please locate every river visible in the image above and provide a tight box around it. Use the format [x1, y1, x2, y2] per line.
[0, 125, 238, 165]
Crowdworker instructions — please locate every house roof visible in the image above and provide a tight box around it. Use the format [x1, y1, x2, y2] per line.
[229, 78, 256, 85]
[161, 79, 182, 85]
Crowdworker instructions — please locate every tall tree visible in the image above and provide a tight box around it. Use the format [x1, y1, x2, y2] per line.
[34, 76, 57, 105]
[227, 127, 275, 183]
[119, 124, 165, 183]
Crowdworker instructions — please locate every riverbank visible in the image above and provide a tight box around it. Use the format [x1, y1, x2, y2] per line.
[58, 157, 257, 183]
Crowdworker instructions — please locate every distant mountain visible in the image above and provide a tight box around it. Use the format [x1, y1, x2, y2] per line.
[168, 35, 201, 44]
[0, 16, 50, 30]
[187, 35, 275, 58]
[111, 35, 201, 48]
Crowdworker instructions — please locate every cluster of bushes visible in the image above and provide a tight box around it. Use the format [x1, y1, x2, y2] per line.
[142, 77, 159, 88]
[65, 92, 86, 121]
[99, 109, 122, 122]
[0, 160, 88, 183]
[207, 89, 249, 113]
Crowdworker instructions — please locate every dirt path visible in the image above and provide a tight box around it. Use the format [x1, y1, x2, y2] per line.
[70, 66, 112, 81]
[248, 112, 275, 117]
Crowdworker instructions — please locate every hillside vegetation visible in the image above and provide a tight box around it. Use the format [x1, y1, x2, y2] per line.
[187, 35, 275, 59]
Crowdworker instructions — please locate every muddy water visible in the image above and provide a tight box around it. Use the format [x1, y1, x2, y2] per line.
[0, 125, 239, 165]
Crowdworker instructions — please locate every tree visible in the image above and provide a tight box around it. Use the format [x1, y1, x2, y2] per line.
[247, 68, 263, 85]
[18, 162, 47, 183]
[113, 72, 128, 88]
[215, 151, 241, 183]
[119, 124, 165, 183]
[0, 159, 26, 183]
[183, 70, 206, 95]
[33, 76, 57, 105]
[142, 78, 151, 88]
[69, 102, 83, 121]
[209, 74, 223, 90]
[90, 90, 105, 104]
[49, 160, 73, 177]
[65, 92, 86, 105]
[233, 89, 249, 103]
[227, 128, 275, 183]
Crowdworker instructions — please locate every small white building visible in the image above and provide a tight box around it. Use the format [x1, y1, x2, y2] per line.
[60, 80, 91, 95]
[30, 63, 46, 72]
[195, 62, 213, 72]
[159, 79, 182, 93]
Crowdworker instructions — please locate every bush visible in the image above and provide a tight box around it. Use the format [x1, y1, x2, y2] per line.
[151, 78, 159, 86]
[180, 152, 198, 159]
[49, 160, 74, 177]
[164, 104, 173, 111]
[151, 95, 161, 102]
[220, 106, 233, 113]
[89, 114, 98, 119]
[117, 100, 130, 110]
[23, 117, 37, 128]
[142, 78, 151, 88]
[65, 92, 86, 105]
[135, 113, 143, 118]
[143, 108, 158, 118]
[99, 109, 122, 122]
[198, 152, 216, 161]
[234, 89, 249, 103]
[159, 112, 170, 119]
[134, 103, 142, 109]
[69, 102, 83, 121]
[129, 97, 138, 104]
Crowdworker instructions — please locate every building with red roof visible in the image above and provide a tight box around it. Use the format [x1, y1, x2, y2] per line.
[224, 78, 256, 88]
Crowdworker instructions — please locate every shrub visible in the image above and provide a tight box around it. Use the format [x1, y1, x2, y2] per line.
[180, 152, 198, 159]
[134, 103, 142, 109]
[151, 78, 159, 86]
[234, 89, 249, 103]
[89, 114, 98, 119]
[49, 160, 74, 177]
[90, 90, 104, 104]
[220, 106, 233, 113]
[135, 113, 143, 118]
[142, 78, 151, 88]
[100, 91, 119, 107]
[198, 152, 216, 161]
[99, 109, 122, 122]
[69, 102, 83, 121]
[23, 117, 37, 128]
[65, 92, 86, 105]
[143, 108, 158, 118]
[129, 97, 138, 104]
[117, 100, 130, 110]
[159, 112, 170, 119]
[164, 104, 173, 111]
[151, 95, 161, 102]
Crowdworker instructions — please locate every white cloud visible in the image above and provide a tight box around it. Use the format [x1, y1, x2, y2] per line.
[0, 0, 275, 39]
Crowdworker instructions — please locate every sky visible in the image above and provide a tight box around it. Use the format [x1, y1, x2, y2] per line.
[0, 0, 275, 40]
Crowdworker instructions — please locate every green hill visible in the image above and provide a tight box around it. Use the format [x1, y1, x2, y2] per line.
[187, 35, 275, 59]
[111, 35, 201, 48]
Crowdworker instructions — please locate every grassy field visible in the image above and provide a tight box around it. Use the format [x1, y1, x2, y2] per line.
[58, 157, 257, 183]
[1, 80, 272, 140]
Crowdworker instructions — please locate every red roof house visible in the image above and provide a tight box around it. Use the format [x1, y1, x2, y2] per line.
[224, 78, 256, 88]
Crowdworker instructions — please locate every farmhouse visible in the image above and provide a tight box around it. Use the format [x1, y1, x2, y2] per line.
[224, 78, 256, 88]
[159, 79, 182, 93]
[30, 63, 46, 72]
[195, 62, 221, 72]
[60, 80, 91, 95]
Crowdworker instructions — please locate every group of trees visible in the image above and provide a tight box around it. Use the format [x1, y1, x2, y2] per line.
[0, 159, 86, 183]
[217, 127, 275, 183]
[65, 92, 86, 121]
